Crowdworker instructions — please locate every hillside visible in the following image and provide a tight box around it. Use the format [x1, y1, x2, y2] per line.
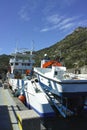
[0, 26, 87, 74]
[35, 27, 87, 68]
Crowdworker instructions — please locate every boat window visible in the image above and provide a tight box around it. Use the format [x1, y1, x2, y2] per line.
[15, 63, 18, 65]
[27, 63, 30, 66]
[54, 71, 58, 75]
[22, 63, 24, 66]
[22, 63, 26, 66]
[22, 63, 30, 66]
[16, 59, 18, 61]
[11, 63, 13, 66]
[13, 69, 22, 74]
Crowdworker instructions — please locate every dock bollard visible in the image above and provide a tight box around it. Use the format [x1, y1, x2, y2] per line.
[17, 110, 41, 130]
[3, 82, 9, 89]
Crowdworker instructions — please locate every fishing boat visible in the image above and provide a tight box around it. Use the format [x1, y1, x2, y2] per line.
[8, 49, 55, 117]
[34, 54, 87, 117]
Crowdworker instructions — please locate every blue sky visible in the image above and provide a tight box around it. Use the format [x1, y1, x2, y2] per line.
[0, 0, 87, 54]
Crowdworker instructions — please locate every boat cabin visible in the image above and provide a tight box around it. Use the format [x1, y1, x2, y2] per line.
[9, 50, 35, 78]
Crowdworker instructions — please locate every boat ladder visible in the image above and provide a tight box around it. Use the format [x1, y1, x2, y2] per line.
[44, 89, 74, 118]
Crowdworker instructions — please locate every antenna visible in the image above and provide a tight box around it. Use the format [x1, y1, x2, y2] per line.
[32, 40, 35, 51]
[30, 40, 35, 55]
[15, 40, 19, 52]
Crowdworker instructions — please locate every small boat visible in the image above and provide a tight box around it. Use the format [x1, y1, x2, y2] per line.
[34, 54, 87, 117]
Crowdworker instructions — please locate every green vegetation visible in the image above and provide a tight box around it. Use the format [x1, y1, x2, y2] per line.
[0, 54, 10, 74]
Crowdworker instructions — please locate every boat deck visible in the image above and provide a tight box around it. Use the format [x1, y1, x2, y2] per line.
[0, 80, 20, 130]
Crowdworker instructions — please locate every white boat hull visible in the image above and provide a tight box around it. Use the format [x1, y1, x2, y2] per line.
[8, 78, 24, 91]
[9, 78, 55, 117]
[24, 80, 55, 117]
[36, 73, 87, 97]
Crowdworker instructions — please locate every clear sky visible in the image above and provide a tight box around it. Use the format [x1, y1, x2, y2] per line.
[0, 0, 87, 54]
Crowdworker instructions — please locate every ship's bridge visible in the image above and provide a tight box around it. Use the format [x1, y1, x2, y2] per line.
[9, 58, 34, 75]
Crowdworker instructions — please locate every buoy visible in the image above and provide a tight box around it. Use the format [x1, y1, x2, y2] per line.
[18, 95, 26, 103]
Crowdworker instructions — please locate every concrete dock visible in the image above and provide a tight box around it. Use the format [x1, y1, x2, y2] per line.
[0, 81, 20, 130]
[0, 81, 44, 130]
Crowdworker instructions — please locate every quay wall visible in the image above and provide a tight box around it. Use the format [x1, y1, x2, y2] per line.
[3, 83, 46, 130]
[67, 65, 87, 74]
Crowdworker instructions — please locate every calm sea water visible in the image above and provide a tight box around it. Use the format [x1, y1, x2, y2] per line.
[41, 111, 87, 130]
